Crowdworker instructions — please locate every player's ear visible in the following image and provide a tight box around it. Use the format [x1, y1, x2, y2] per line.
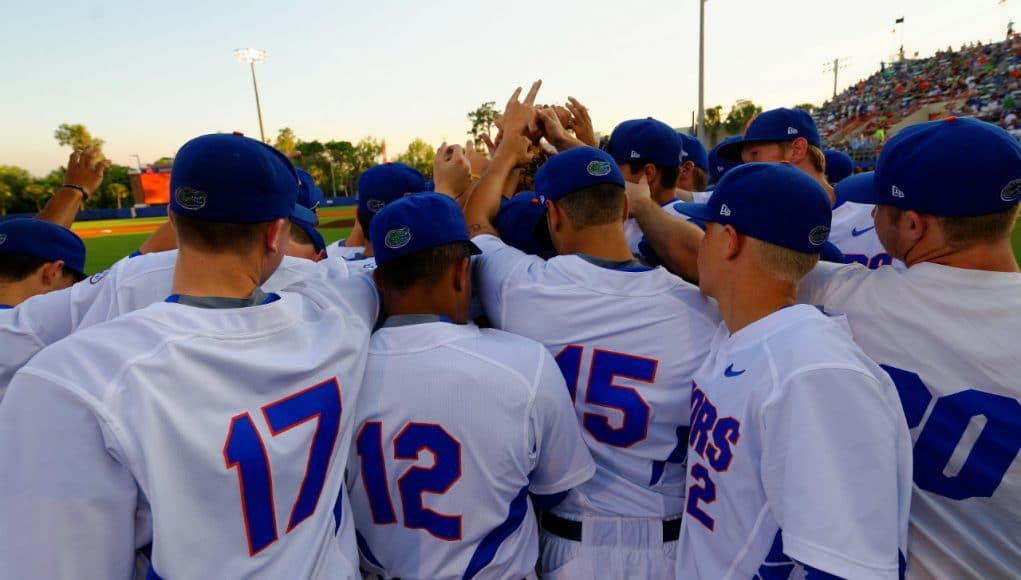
[620, 192, 630, 223]
[452, 257, 469, 293]
[40, 260, 65, 286]
[265, 218, 290, 255]
[722, 225, 742, 260]
[904, 210, 930, 244]
[789, 138, 809, 163]
[313, 248, 327, 262]
[545, 200, 563, 234]
[643, 163, 657, 184]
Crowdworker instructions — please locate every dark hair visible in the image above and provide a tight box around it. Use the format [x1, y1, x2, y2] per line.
[554, 183, 627, 229]
[624, 161, 680, 190]
[0, 253, 83, 283]
[375, 241, 474, 295]
[172, 212, 280, 255]
[289, 220, 314, 246]
[692, 167, 709, 192]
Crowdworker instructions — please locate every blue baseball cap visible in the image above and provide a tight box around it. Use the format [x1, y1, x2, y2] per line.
[836, 117, 1021, 216]
[678, 133, 709, 172]
[370, 193, 481, 266]
[357, 163, 426, 216]
[170, 133, 298, 223]
[606, 118, 684, 168]
[717, 108, 822, 162]
[824, 149, 855, 185]
[708, 136, 744, 184]
[535, 146, 626, 203]
[494, 192, 556, 259]
[673, 163, 832, 254]
[290, 204, 326, 254]
[0, 218, 87, 278]
[296, 168, 325, 211]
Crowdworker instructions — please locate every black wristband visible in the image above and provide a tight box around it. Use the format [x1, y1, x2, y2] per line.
[61, 183, 89, 200]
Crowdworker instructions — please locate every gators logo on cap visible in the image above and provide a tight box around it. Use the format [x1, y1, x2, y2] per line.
[384, 227, 412, 250]
[1000, 179, 1021, 203]
[587, 160, 612, 177]
[367, 199, 387, 213]
[808, 225, 830, 246]
[174, 186, 207, 210]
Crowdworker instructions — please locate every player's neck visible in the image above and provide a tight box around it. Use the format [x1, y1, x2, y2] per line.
[362, 241, 374, 258]
[0, 282, 35, 307]
[171, 248, 262, 299]
[558, 225, 634, 262]
[651, 186, 676, 206]
[384, 288, 465, 324]
[906, 238, 1020, 273]
[715, 272, 798, 335]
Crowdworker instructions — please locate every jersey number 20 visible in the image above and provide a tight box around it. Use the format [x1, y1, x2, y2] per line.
[884, 366, 1021, 500]
[223, 378, 343, 556]
[556, 346, 655, 448]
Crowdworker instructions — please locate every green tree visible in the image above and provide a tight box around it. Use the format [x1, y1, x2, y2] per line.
[467, 101, 498, 142]
[274, 127, 298, 154]
[0, 166, 32, 214]
[108, 183, 130, 209]
[54, 123, 105, 155]
[793, 102, 818, 115]
[23, 183, 48, 212]
[723, 100, 763, 135]
[703, 105, 725, 144]
[396, 138, 435, 179]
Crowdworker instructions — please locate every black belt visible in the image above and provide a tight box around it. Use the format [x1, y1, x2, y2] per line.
[539, 512, 681, 542]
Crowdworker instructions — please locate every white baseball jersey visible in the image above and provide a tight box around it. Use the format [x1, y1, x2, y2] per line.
[692, 190, 713, 204]
[472, 234, 720, 519]
[829, 201, 894, 269]
[326, 240, 365, 260]
[678, 305, 912, 579]
[800, 261, 1021, 579]
[0, 275, 379, 579]
[347, 319, 595, 579]
[0, 252, 348, 401]
[624, 200, 686, 255]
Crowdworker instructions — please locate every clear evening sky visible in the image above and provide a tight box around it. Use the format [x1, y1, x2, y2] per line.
[1, 0, 1017, 175]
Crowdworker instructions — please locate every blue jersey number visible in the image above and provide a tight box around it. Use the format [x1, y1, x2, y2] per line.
[356, 422, 463, 541]
[223, 378, 343, 555]
[555, 346, 656, 448]
[843, 253, 893, 269]
[884, 365, 1021, 500]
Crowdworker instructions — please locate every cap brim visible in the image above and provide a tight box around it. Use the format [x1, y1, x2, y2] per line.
[834, 171, 880, 205]
[672, 201, 717, 222]
[715, 138, 745, 162]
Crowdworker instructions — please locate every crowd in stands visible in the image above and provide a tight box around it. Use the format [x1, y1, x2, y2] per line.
[816, 34, 1021, 168]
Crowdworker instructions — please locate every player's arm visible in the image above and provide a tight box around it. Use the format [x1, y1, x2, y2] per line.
[464, 81, 540, 238]
[628, 179, 704, 283]
[527, 347, 597, 497]
[35, 146, 110, 229]
[760, 367, 908, 579]
[0, 372, 141, 578]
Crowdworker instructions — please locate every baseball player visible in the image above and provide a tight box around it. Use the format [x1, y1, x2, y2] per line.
[798, 117, 1021, 578]
[675, 132, 710, 197]
[604, 117, 685, 255]
[326, 162, 426, 269]
[670, 162, 912, 579]
[288, 168, 329, 261]
[706, 135, 743, 193]
[716, 107, 892, 269]
[823, 148, 855, 185]
[0, 218, 86, 307]
[0, 133, 377, 579]
[347, 193, 594, 579]
[465, 83, 720, 578]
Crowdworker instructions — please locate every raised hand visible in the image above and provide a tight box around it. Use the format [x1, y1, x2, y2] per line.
[433, 142, 472, 203]
[566, 97, 597, 147]
[502, 80, 542, 137]
[464, 139, 490, 176]
[64, 145, 111, 197]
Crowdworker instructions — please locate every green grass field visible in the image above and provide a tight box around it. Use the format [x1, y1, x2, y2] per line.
[83, 227, 353, 274]
[80, 218, 1021, 274]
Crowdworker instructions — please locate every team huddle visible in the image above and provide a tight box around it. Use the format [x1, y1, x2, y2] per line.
[0, 79, 1019, 579]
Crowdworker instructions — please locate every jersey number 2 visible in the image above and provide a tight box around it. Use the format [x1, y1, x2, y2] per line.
[356, 422, 463, 541]
[223, 378, 343, 555]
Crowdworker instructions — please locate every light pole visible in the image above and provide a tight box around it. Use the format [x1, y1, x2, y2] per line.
[697, 0, 706, 141]
[234, 48, 268, 143]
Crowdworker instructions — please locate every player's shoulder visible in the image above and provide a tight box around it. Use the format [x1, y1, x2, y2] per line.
[764, 305, 883, 380]
[448, 327, 554, 392]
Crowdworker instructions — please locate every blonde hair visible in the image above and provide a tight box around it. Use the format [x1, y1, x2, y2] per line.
[779, 142, 826, 175]
[749, 238, 820, 284]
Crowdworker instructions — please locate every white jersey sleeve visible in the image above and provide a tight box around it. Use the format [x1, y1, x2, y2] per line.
[472, 234, 546, 328]
[761, 367, 908, 578]
[0, 371, 145, 579]
[528, 348, 598, 495]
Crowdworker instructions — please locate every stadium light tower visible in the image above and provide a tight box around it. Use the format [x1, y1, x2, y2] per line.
[697, 0, 707, 141]
[234, 48, 268, 143]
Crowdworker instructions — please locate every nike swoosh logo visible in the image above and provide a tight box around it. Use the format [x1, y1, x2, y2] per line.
[724, 364, 745, 378]
[851, 226, 876, 237]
